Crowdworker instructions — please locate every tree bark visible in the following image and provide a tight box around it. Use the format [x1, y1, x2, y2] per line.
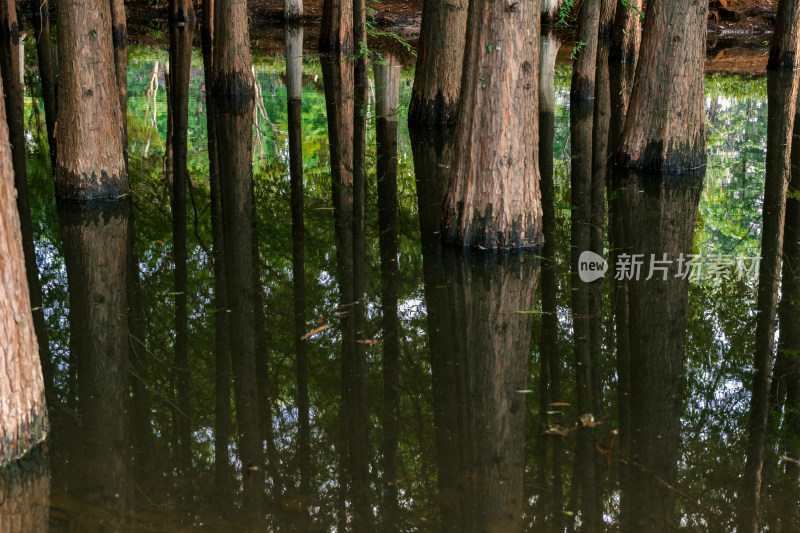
[0, 456, 49, 531]
[285, 0, 302, 22]
[609, 0, 641, 65]
[110, 0, 128, 154]
[0, 73, 48, 466]
[55, 0, 128, 199]
[30, 0, 57, 165]
[740, 70, 800, 533]
[571, 0, 600, 100]
[616, 0, 707, 171]
[408, 0, 467, 126]
[541, 0, 562, 26]
[212, 0, 255, 95]
[767, 0, 800, 71]
[441, 0, 541, 248]
[319, 0, 353, 52]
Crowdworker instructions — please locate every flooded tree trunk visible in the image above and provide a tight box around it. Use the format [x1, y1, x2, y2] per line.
[169, 4, 196, 473]
[375, 52, 401, 527]
[609, 0, 640, 65]
[212, 0, 254, 95]
[616, 0, 707, 171]
[541, 0, 561, 25]
[615, 171, 703, 533]
[0, 456, 49, 531]
[571, 0, 600, 99]
[0, 78, 48, 465]
[30, 0, 57, 164]
[407, 0, 467, 126]
[538, 29, 565, 531]
[110, 0, 128, 153]
[319, 0, 352, 52]
[55, 0, 128, 199]
[441, 0, 541, 249]
[59, 200, 132, 529]
[740, 70, 800, 533]
[767, 0, 800, 71]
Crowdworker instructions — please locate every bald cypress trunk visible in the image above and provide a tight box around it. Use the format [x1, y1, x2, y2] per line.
[571, 0, 600, 100]
[767, 0, 800, 71]
[110, 0, 128, 153]
[441, 0, 542, 249]
[320, 0, 353, 52]
[212, 0, 254, 95]
[0, 72, 48, 466]
[616, 0, 707, 171]
[55, 0, 128, 199]
[0, 456, 49, 531]
[541, 0, 561, 25]
[609, 0, 640, 65]
[408, 0, 467, 126]
[30, 0, 57, 164]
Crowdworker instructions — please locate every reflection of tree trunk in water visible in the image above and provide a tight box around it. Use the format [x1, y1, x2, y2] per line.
[0, 456, 49, 531]
[538, 30, 564, 531]
[211, 91, 264, 513]
[286, 23, 311, 512]
[59, 200, 132, 530]
[425, 249, 538, 533]
[375, 52, 401, 528]
[169, 9, 195, 474]
[774, 101, 800, 530]
[350, 45, 372, 532]
[614, 171, 702, 533]
[570, 94, 601, 532]
[30, 0, 57, 165]
[608, 62, 636, 528]
[740, 70, 799, 533]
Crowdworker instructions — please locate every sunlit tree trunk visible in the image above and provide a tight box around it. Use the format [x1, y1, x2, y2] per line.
[0, 78, 48, 465]
[740, 70, 800, 533]
[408, 0, 467, 126]
[609, 0, 640, 65]
[55, 0, 128, 199]
[616, 0, 707, 171]
[441, 0, 542, 248]
[767, 0, 800, 71]
[30, 0, 57, 164]
[320, 0, 353, 52]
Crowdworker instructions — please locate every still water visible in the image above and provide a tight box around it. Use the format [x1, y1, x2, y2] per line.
[0, 31, 796, 532]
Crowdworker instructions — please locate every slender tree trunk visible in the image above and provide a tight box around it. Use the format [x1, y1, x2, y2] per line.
[285, 0, 302, 22]
[375, 51, 401, 528]
[55, 0, 128, 199]
[616, 0, 707, 171]
[0, 73, 48, 465]
[212, 0, 254, 95]
[541, 0, 562, 26]
[30, 0, 57, 165]
[110, 0, 128, 154]
[319, 0, 353, 52]
[740, 70, 800, 533]
[571, 0, 600, 100]
[408, 0, 467, 126]
[441, 0, 541, 248]
[767, 0, 800, 71]
[169, 2, 196, 473]
[609, 0, 640, 65]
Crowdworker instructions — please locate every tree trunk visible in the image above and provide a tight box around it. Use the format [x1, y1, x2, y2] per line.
[0, 456, 49, 531]
[767, 0, 800, 71]
[571, 0, 600, 100]
[541, 0, 562, 26]
[407, 0, 467, 126]
[319, 0, 353, 52]
[616, 0, 707, 171]
[740, 70, 800, 533]
[212, 0, 254, 95]
[285, 0, 302, 22]
[55, 0, 128, 199]
[375, 51, 401, 528]
[0, 74, 48, 466]
[30, 0, 57, 165]
[609, 0, 640, 65]
[169, 5, 196, 473]
[441, 0, 541, 249]
[110, 0, 128, 154]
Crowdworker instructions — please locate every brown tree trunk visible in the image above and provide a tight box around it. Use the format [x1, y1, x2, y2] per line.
[30, 0, 57, 165]
[169, 5, 196, 473]
[767, 0, 800, 71]
[0, 456, 49, 531]
[375, 51, 401, 528]
[0, 73, 48, 466]
[609, 0, 641, 65]
[212, 0, 254, 95]
[55, 0, 128, 199]
[740, 70, 800, 533]
[571, 0, 600, 100]
[441, 0, 541, 248]
[319, 0, 353, 52]
[110, 0, 128, 154]
[616, 0, 707, 171]
[407, 0, 467, 126]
